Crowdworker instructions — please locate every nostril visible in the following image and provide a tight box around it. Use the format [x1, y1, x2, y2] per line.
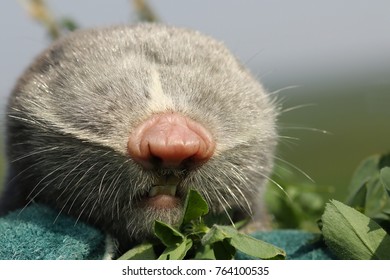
[149, 155, 163, 168]
[179, 156, 199, 169]
[147, 138, 201, 168]
[127, 113, 215, 169]
[140, 153, 199, 170]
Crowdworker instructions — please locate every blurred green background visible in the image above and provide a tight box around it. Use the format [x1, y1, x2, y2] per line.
[275, 82, 390, 200]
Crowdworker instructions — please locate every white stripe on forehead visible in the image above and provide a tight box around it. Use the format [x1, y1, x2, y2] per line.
[146, 66, 174, 113]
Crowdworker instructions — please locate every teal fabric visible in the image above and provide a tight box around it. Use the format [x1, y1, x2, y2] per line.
[0, 204, 336, 260]
[0, 204, 106, 260]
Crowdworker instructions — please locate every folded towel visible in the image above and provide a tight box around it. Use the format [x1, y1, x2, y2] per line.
[0, 204, 336, 260]
[0, 204, 107, 259]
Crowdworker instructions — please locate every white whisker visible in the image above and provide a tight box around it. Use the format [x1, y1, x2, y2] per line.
[56, 158, 90, 201]
[268, 85, 301, 96]
[278, 135, 300, 141]
[261, 173, 290, 200]
[19, 162, 66, 215]
[280, 126, 331, 135]
[11, 147, 60, 163]
[281, 103, 316, 114]
[67, 162, 100, 215]
[225, 165, 253, 215]
[209, 185, 235, 228]
[274, 156, 315, 183]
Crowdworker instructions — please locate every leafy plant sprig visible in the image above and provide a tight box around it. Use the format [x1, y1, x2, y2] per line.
[118, 189, 286, 260]
[320, 153, 390, 260]
[119, 153, 390, 260]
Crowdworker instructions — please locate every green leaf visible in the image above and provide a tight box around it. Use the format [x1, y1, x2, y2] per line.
[201, 225, 232, 245]
[346, 155, 381, 207]
[182, 189, 209, 224]
[345, 181, 367, 210]
[380, 167, 390, 196]
[117, 243, 156, 260]
[347, 155, 380, 200]
[233, 218, 250, 230]
[230, 232, 286, 260]
[202, 225, 286, 260]
[194, 244, 215, 260]
[379, 153, 390, 169]
[364, 175, 390, 219]
[321, 200, 390, 260]
[264, 178, 330, 231]
[346, 155, 390, 220]
[158, 238, 193, 260]
[212, 239, 236, 260]
[154, 220, 184, 247]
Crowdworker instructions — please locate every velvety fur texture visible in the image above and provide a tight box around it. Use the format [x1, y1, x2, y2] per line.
[0, 23, 278, 253]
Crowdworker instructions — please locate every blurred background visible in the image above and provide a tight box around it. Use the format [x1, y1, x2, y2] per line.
[0, 0, 389, 210]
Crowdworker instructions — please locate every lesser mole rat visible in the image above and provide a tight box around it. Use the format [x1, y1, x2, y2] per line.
[0, 23, 278, 253]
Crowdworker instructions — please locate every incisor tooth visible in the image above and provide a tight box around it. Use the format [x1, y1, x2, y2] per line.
[148, 185, 177, 197]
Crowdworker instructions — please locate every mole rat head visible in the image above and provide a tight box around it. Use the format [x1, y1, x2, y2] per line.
[6, 23, 278, 248]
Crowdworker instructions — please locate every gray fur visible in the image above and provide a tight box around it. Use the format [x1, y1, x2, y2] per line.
[0, 23, 278, 253]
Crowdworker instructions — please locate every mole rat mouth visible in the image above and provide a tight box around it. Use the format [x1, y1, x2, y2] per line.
[141, 174, 183, 209]
[148, 175, 181, 197]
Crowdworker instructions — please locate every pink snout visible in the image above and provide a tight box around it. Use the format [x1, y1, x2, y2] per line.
[127, 113, 215, 169]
